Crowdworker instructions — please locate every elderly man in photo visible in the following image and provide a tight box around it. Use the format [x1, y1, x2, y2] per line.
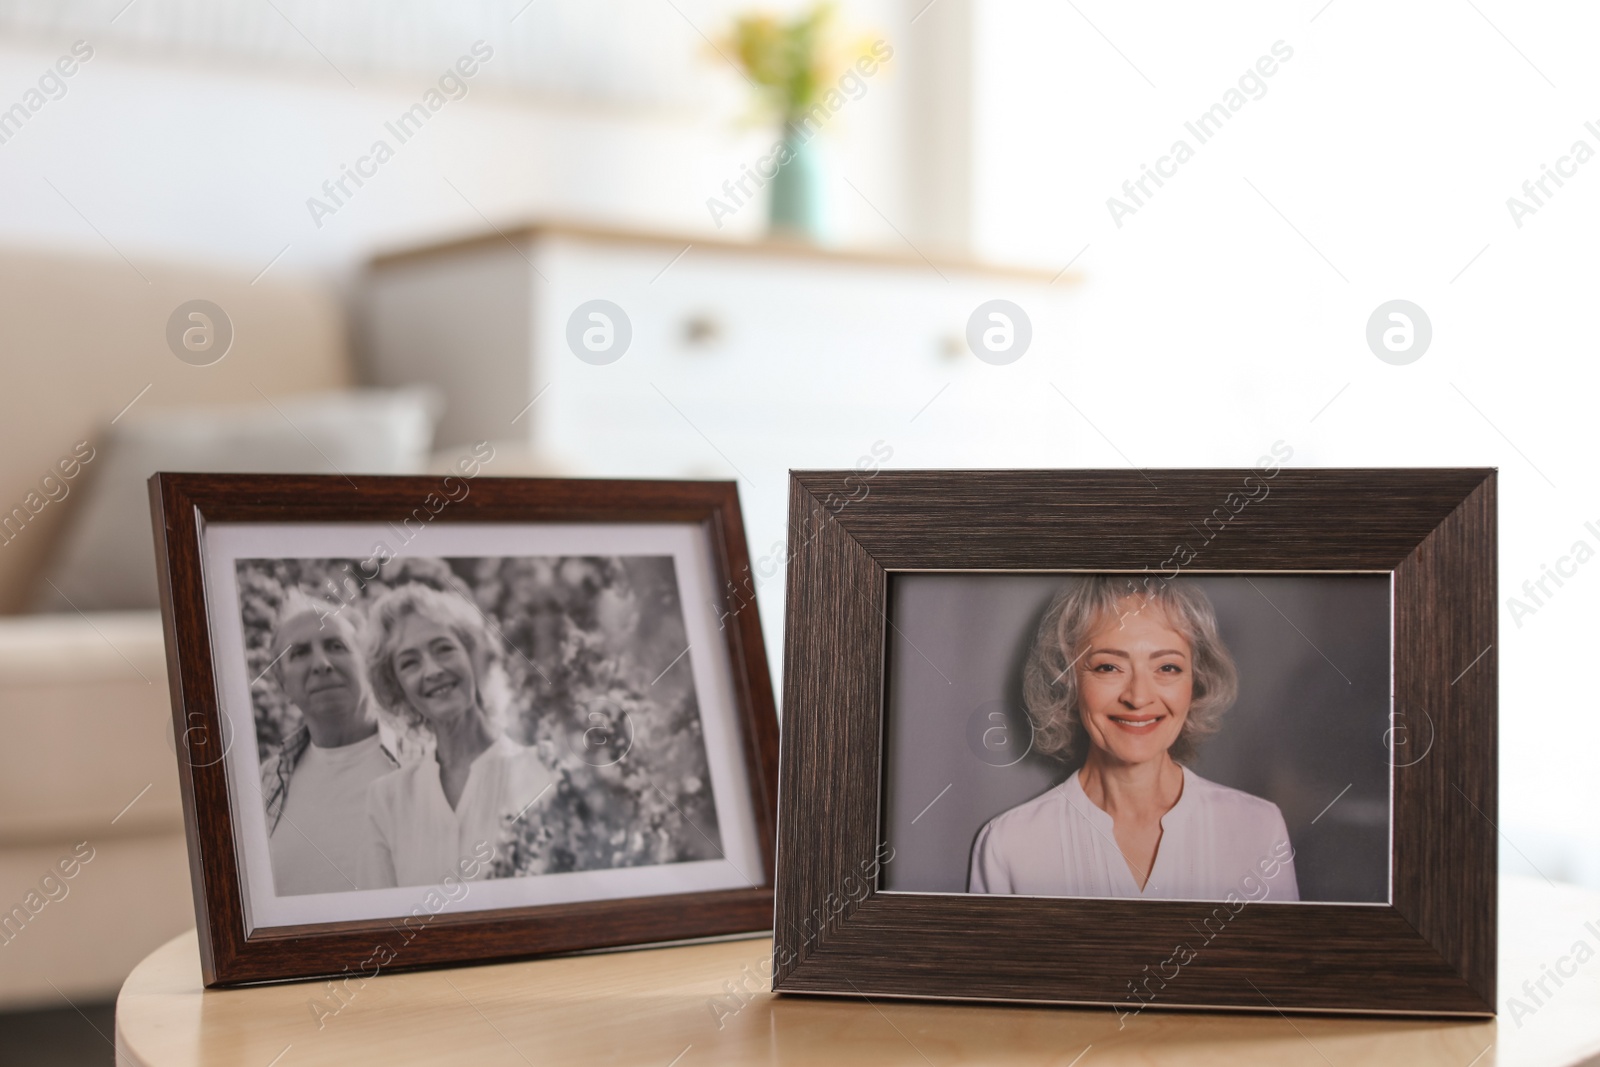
[260, 591, 397, 895]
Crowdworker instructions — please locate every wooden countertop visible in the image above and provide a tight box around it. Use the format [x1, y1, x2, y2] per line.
[115, 875, 1600, 1066]
[367, 217, 1079, 284]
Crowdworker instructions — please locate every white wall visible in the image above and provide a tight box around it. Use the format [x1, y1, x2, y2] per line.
[0, 0, 910, 279]
[962, 0, 1600, 886]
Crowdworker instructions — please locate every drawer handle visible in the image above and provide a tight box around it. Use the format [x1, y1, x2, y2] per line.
[682, 314, 722, 348]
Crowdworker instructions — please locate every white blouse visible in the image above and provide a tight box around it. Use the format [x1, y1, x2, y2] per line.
[363, 735, 554, 889]
[969, 767, 1300, 902]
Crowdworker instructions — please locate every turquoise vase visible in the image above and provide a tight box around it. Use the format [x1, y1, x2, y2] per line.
[768, 122, 825, 241]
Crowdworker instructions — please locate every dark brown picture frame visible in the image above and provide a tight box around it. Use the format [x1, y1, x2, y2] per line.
[772, 468, 1495, 1016]
[150, 472, 779, 987]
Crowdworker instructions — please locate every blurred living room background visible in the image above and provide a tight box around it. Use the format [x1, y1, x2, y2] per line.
[1, 1, 1596, 1063]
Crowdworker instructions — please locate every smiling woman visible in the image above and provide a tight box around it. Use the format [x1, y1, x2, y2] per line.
[360, 582, 554, 890]
[968, 576, 1299, 902]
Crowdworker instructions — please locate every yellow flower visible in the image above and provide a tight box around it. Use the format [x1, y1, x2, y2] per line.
[716, 3, 881, 124]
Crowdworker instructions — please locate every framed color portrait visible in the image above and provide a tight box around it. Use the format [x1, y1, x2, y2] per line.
[772, 467, 1496, 1017]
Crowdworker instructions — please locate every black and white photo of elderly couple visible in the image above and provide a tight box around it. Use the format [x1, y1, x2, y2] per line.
[238, 553, 724, 898]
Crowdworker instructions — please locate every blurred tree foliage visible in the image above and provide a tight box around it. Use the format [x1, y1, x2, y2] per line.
[235, 554, 722, 876]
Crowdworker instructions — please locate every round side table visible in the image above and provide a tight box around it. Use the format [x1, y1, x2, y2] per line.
[116, 876, 1600, 1066]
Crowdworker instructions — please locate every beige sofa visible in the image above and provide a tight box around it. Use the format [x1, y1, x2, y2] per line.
[0, 246, 348, 1007]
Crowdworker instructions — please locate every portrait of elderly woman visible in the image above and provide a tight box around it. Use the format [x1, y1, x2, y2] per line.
[968, 577, 1298, 901]
[360, 582, 555, 890]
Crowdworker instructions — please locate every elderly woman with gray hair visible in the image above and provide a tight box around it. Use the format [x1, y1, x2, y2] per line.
[359, 583, 553, 889]
[969, 576, 1298, 902]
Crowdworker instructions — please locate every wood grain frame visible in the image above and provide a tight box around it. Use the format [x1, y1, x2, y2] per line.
[149, 472, 779, 987]
[772, 468, 1496, 1016]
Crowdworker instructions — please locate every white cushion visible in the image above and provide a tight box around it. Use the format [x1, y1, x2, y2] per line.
[33, 388, 439, 612]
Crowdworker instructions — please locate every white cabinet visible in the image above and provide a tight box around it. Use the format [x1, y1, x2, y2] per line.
[360, 223, 1078, 677]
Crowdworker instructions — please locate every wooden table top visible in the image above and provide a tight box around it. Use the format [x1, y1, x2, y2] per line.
[116, 876, 1600, 1067]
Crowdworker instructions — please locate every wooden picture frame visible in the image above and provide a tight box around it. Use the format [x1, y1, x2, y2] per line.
[772, 467, 1496, 1016]
[150, 472, 778, 986]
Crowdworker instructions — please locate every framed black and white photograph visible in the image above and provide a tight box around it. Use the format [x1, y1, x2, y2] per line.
[150, 472, 778, 986]
[772, 467, 1496, 1017]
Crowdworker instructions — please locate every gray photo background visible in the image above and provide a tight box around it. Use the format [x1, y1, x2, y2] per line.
[882, 573, 1391, 903]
